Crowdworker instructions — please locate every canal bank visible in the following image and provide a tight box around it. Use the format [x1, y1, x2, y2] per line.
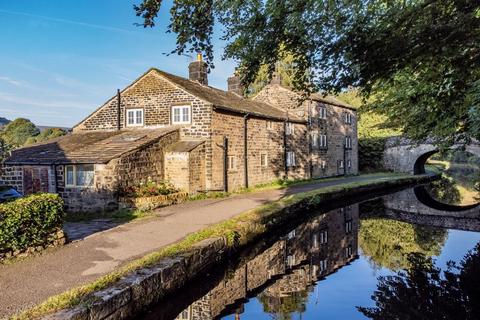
[5, 173, 435, 320]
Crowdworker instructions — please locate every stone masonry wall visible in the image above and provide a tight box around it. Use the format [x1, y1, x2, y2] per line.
[211, 109, 309, 191]
[254, 84, 358, 178]
[0, 165, 23, 193]
[188, 143, 206, 193]
[57, 131, 180, 213]
[73, 70, 214, 189]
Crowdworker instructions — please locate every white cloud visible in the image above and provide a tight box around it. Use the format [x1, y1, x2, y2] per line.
[0, 92, 91, 109]
[0, 9, 145, 35]
[0, 76, 24, 86]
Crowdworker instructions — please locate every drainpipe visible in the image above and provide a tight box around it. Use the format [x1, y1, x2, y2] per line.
[243, 114, 249, 189]
[308, 103, 313, 179]
[117, 89, 121, 131]
[223, 136, 229, 192]
[283, 120, 288, 179]
[343, 141, 347, 176]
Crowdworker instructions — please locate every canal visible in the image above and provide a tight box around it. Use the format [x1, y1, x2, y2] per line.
[142, 182, 480, 320]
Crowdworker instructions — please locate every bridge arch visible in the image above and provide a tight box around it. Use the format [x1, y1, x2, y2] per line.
[383, 137, 480, 175]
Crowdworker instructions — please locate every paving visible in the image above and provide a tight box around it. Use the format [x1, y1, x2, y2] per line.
[0, 174, 396, 318]
[64, 219, 120, 242]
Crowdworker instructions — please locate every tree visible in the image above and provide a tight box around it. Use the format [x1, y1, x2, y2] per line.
[0, 118, 39, 148]
[25, 128, 66, 145]
[358, 243, 480, 319]
[134, 0, 480, 143]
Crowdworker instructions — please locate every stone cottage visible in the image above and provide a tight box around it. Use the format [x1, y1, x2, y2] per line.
[2, 56, 358, 212]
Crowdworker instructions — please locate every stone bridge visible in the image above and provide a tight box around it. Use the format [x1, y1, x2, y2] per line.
[383, 136, 480, 174]
[380, 186, 480, 232]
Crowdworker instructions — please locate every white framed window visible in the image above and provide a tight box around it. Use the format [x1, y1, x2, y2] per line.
[266, 121, 274, 130]
[286, 151, 296, 167]
[319, 229, 328, 244]
[319, 259, 328, 272]
[345, 136, 352, 149]
[227, 155, 236, 171]
[65, 164, 95, 188]
[312, 232, 319, 249]
[344, 112, 353, 124]
[345, 246, 353, 258]
[339, 160, 344, 169]
[286, 122, 295, 135]
[287, 255, 296, 267]
[347, 160, 352, 168]
[319, 105, 327, 120]
[321, 160, 327, 170]
[126, 108, 144, 127]
[171, 105, 191, 125]
[319, 134, 328, 149]
[311, 132, 318, 147]
[345, 220, 353, 233]
[261, 153, 268, 167]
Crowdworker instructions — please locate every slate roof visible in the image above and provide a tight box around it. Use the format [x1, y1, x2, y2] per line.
[167, 140, 205, 153]
[5, 127, 179, 165]
[309, 93, 356, 110]
[153, 69, 305, 123]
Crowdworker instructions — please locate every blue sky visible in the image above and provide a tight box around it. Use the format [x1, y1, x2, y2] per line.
[0, 0, 236, 127]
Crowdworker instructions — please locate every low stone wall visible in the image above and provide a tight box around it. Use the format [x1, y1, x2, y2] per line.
[119, 192, 189, 211]
[41, 175, 436, 320]
[0, 229, 66, 263]
[44, 237, 226, 320]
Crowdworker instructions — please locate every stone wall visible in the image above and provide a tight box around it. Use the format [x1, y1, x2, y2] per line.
[73, 69, 214, 189]
[211, 109, 310, 191]
[57, 131, 180, 213]
[254, 84, 359, 178]
[188, 144, 206, 193]
[0, 165, 23, 193]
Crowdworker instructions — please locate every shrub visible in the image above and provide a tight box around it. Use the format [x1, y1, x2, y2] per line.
[0, 193, 65, 254]
[359, 137, 387, 172]
[121, 180, 179, 198]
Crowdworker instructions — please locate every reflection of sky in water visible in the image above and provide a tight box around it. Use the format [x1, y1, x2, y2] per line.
[223, 229, 480, 320]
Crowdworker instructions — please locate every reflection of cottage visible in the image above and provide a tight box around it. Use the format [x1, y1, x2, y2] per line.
[1, 56, 357, 212]
[174, 205, 359, 319]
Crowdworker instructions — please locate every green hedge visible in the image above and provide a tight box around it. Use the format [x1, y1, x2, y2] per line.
[0, 193, 65, 253]
[359, 137, 387, 172]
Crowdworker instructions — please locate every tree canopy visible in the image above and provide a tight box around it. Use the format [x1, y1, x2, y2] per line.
[0, 118, 67, 161]
[134, 0, 480, 143]
[1, 118, 39, 148]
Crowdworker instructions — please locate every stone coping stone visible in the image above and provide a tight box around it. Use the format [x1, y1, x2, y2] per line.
[42, 237, 226, 320]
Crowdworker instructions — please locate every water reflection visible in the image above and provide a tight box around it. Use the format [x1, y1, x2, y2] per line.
[144, 205, 360, 320]
[142, 186, 480, 320]
[427, 149, 480, 205]
[358, 243, 480, 319]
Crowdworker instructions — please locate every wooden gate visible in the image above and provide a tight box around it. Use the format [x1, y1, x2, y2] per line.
[23, 166, 50, 195]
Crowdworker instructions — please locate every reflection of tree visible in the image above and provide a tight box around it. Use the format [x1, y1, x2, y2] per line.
[258, 290, 309, 320]
[359, 218, 448, 271]
[424, 175, 462, 205]
[358, 243, 480, 319]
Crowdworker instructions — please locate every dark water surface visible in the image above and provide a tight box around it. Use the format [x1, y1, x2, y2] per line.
[142, 184, 480, 320]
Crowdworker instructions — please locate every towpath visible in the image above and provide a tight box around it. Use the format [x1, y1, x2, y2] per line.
[0, 173, 399, 318]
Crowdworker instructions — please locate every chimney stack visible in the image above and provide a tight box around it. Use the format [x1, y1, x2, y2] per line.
[227, 74, 245, 96]
[189, 53, 208, 85]
[270, 71, 282, 85]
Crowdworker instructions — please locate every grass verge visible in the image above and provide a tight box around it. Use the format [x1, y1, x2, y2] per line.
[13, 173, 423, 320]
